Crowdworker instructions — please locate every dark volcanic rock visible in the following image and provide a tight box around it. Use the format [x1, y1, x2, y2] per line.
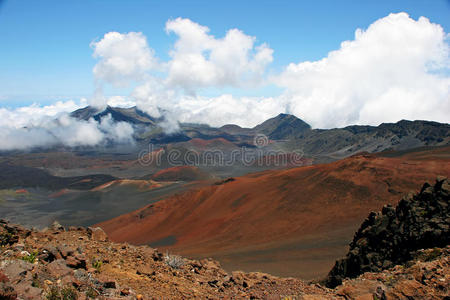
[253, 113, 311, 140]
[71, 105, 157, 125]
[325, 176, 450, 288]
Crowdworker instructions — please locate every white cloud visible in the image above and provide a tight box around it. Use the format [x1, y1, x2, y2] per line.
[106, 95, 136, 108]
[131, 78, 174, 118]
[104, 14, 449, 129]
[0, 100, 136, 150]
[164, 17, 273, 91]
[172, 94, 284, 128]
[3, 13, 449, 151]
[274, 12, 450, 128]
[47, 115, 105, 147]
[98, 114, 135, 144]
[0, 99, 87, 129]
[91, 32, 157, 87]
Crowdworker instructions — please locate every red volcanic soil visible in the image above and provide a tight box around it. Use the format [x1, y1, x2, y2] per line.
[252, 153, 314, 168]
[14, 189, 28, 194]
[48, 188, 71, 198]
[151, 166, 212, 182]
[99, 146, 450, 279]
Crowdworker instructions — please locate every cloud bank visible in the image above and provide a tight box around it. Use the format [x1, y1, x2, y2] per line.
[0, 100, 134, 150]
[92, 13, 449, 129]
[275, 12, 450, 128]
[1, 13, 449, 149]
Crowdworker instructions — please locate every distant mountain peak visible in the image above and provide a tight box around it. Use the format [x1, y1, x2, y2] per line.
[253, 113, 311, 139]
[275, 113, 293, 118]
[71, 105, 157, 125]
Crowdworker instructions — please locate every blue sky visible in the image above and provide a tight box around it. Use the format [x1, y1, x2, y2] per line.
[0, 0, 449, 106]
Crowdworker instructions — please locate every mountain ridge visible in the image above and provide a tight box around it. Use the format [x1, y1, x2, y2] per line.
[69, 106, 450, 157]
[71, 105, 157, 125]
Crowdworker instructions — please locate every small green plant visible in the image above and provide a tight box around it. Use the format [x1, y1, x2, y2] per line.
[46, 286, 78, 300]
[383, 274, 396, 287]
[61, 286, 78, 300]
[31, 273, 40, 288]
[46, 286, 60, 300]
[21, 251, 38, 263]
[92, 258, 103, 271]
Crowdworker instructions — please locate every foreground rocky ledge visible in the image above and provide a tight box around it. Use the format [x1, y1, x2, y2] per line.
[0, 221, 331, 299]
[1, 221, 449, 299]
[0, 177, 449, 299]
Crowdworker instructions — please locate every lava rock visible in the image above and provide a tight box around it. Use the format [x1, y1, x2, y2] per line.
[325, 177, 450, 288]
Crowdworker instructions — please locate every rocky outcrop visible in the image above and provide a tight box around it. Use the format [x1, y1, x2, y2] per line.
[0, 215, 449, 298]
[326, 176, 450, 288]
[0, 220, 333, 299]
[334, 246, 449, 300]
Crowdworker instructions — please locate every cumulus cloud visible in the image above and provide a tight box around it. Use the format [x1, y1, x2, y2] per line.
[0, 100, 135, 150]
[4, 13, 449, 151]
[91, 32, 158, 87]
[92, 14, 449, 130]
[131, 78, 174, 118]
[171, 94, 283, 128]
[274, 12, 450, 128]
[90, 31, 158, 108]
[165, 17, 273, 91]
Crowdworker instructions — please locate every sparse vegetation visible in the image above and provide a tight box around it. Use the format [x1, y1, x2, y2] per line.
[164, 252, 185, 269]
[21, 250, 38, 263]
[61, 287, 78, 300]
[32, 273, 40, 288]
[92, 258, 103, 271]
[46, 286, 60, 300]
[46, 286, 78, 300]
[415, 248, 442, 262]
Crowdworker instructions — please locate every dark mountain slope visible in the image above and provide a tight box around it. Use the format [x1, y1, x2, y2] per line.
[68, 106, 450, 159]
[286, 120, 450, 157]
[0, 163, 115, 190]
[253, 113, 311, 139]
[71, 106, 156, 125]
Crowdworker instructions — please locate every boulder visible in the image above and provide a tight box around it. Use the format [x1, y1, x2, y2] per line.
[66, 254, 87, 269]
[136, 265, 155, 277]
[96, 274, 116, 289]
[46, 259, 72, 278]
[50, 221, 64, 232]
[0, 260, 34, 283]
[87, 227, 108, 242]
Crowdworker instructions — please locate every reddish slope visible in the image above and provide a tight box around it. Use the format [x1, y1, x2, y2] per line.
[99, 147, 450, 279]
[151, 166, 213, 182]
